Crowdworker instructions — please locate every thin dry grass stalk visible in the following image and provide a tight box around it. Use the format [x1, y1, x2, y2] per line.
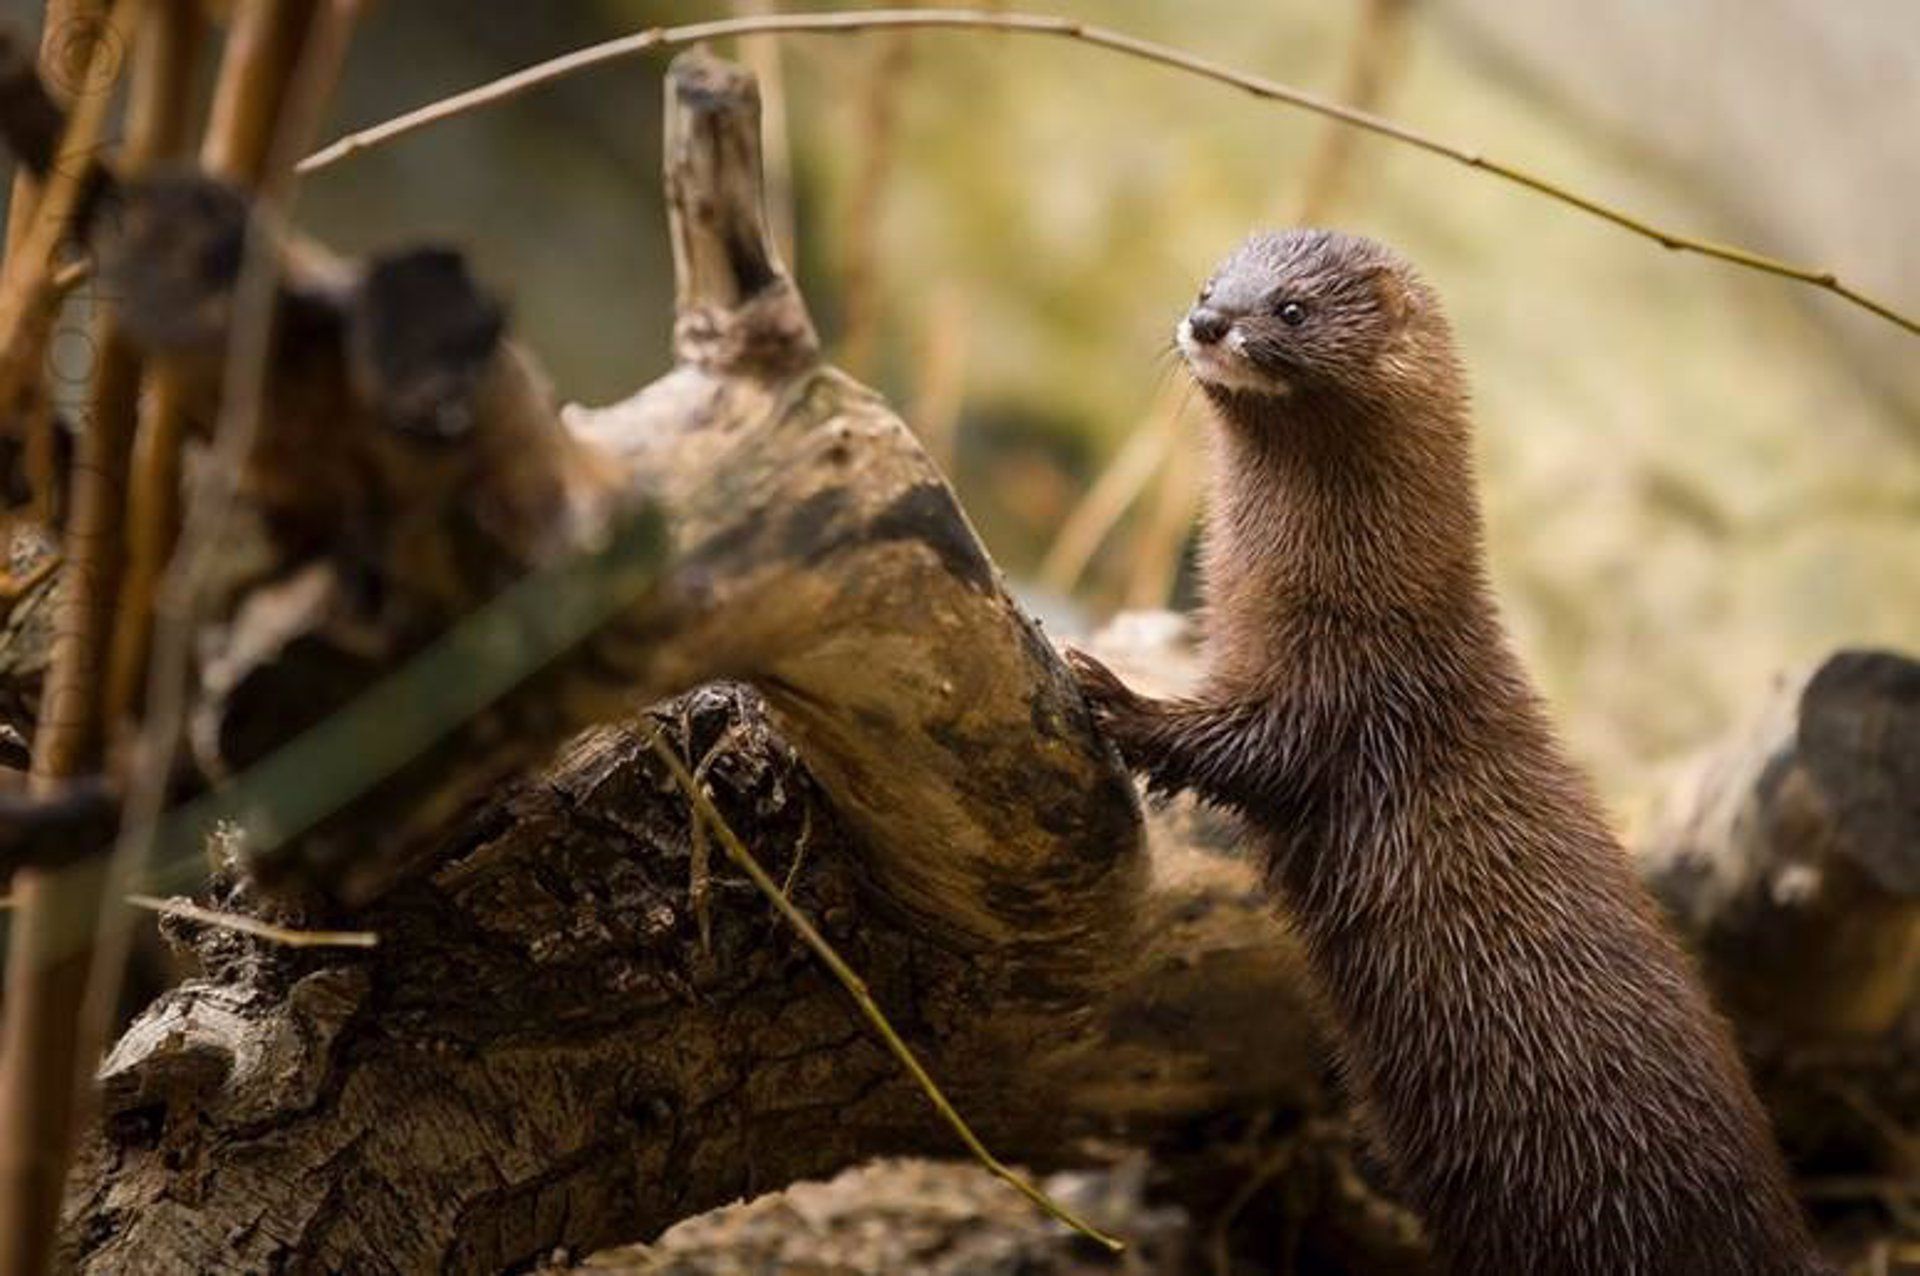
[1294, 0, 1412, 224]
[1123, 396, 1201, 608]
[644, 724, 1125, 1255]
[907, 279, 968, 471]
[1038, 376, 1181, 596]
[124, 892, 378, 947]
[0, 5, 148, 1271]
[834, 25, 913, 377]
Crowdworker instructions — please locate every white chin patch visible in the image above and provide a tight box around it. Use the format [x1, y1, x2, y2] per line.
[1176, 321, 1290, 396]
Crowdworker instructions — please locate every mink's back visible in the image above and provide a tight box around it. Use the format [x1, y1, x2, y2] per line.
[1250, 644, 1824, 1275]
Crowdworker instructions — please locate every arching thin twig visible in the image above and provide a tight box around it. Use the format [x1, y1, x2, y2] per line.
[295, 7, 1919, 338]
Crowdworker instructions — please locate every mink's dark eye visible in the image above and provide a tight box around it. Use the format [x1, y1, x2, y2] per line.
[1197, 281, 1214, 305]
[1277, 301, 1308, 327]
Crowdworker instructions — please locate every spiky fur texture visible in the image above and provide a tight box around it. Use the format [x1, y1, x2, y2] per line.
[1071, 231, 1827, 1275]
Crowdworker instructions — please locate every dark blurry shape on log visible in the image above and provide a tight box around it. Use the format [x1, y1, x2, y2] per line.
[1642, 648, 1920, 1232]
[1644, 649, 1920, 1040]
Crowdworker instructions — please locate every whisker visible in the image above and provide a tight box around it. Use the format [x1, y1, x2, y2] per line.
[1175, 376, 1200, 421]
[1138, 344, 1186, 402]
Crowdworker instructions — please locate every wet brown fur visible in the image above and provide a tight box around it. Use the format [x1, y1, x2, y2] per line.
[1071, 231, 1827, 1275]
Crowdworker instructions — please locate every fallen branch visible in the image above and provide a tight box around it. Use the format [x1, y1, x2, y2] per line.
[1640, 649, 1920, 1201]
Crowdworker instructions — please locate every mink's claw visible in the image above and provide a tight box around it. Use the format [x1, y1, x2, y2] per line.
[1064, 646, 1140, 718]
[1064, 646, 1163, 773]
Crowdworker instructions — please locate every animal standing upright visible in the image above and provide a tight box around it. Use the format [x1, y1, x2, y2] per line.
[1069, 230, 1829, 1275]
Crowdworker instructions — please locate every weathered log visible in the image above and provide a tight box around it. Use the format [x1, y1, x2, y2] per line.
[55, 50, 1328, 1274]
[1642, 649, 1920, 1041]
[63, 623, 1920, 1272]
[63, 684, 1332, 1273]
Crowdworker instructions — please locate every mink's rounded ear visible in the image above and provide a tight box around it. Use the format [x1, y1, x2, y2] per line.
[1366, 266, 1414, 329]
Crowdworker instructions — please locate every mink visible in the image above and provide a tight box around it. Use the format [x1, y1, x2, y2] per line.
[1069, 230, 1829, 1275]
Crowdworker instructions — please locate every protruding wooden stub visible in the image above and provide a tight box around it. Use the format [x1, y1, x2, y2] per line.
[581, 51, 1148, 960]
[664, 50, 817, 374]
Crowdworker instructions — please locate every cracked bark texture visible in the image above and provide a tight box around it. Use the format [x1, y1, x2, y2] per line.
[65, 684, 1329, 1273]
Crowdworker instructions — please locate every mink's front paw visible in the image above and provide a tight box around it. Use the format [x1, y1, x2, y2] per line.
[1065, 647, 1162, 770]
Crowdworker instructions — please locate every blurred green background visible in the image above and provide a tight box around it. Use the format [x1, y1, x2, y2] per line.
[7, 0, 1917, 824]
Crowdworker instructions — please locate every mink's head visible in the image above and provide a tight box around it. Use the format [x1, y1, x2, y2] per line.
[1177, 230, 1452, 410]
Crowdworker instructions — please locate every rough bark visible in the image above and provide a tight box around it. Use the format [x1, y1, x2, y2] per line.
[64, 683, 1334, 1273]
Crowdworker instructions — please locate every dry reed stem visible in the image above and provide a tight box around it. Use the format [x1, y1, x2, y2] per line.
[907, 279, 968, 471]
[1123, 393, 1200, 608]
[0, 5, 148, 1270]
[834, 24, 913, 377]
[97, 0, 203, 735]
[98, 0, 365, 1081]
[0, 0, 96, 549]
[1037, 376, 1179, 594]
[66, 0, 201, 1174]
[1294, 0, 1411, 224]
[0, 0, 140, 449]
[2, 0, 96, 260]
[108, 0, 313, 728]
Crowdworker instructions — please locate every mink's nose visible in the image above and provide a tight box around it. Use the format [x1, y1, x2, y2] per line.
[1187, 306, 1230, 345]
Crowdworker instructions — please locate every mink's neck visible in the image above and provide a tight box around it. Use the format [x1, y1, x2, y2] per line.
[1197, 385, 1495, 703]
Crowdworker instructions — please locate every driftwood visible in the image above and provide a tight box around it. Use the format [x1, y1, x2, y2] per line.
[11, 45, 1909, 1276]
[55, 52, 1330, 1274]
